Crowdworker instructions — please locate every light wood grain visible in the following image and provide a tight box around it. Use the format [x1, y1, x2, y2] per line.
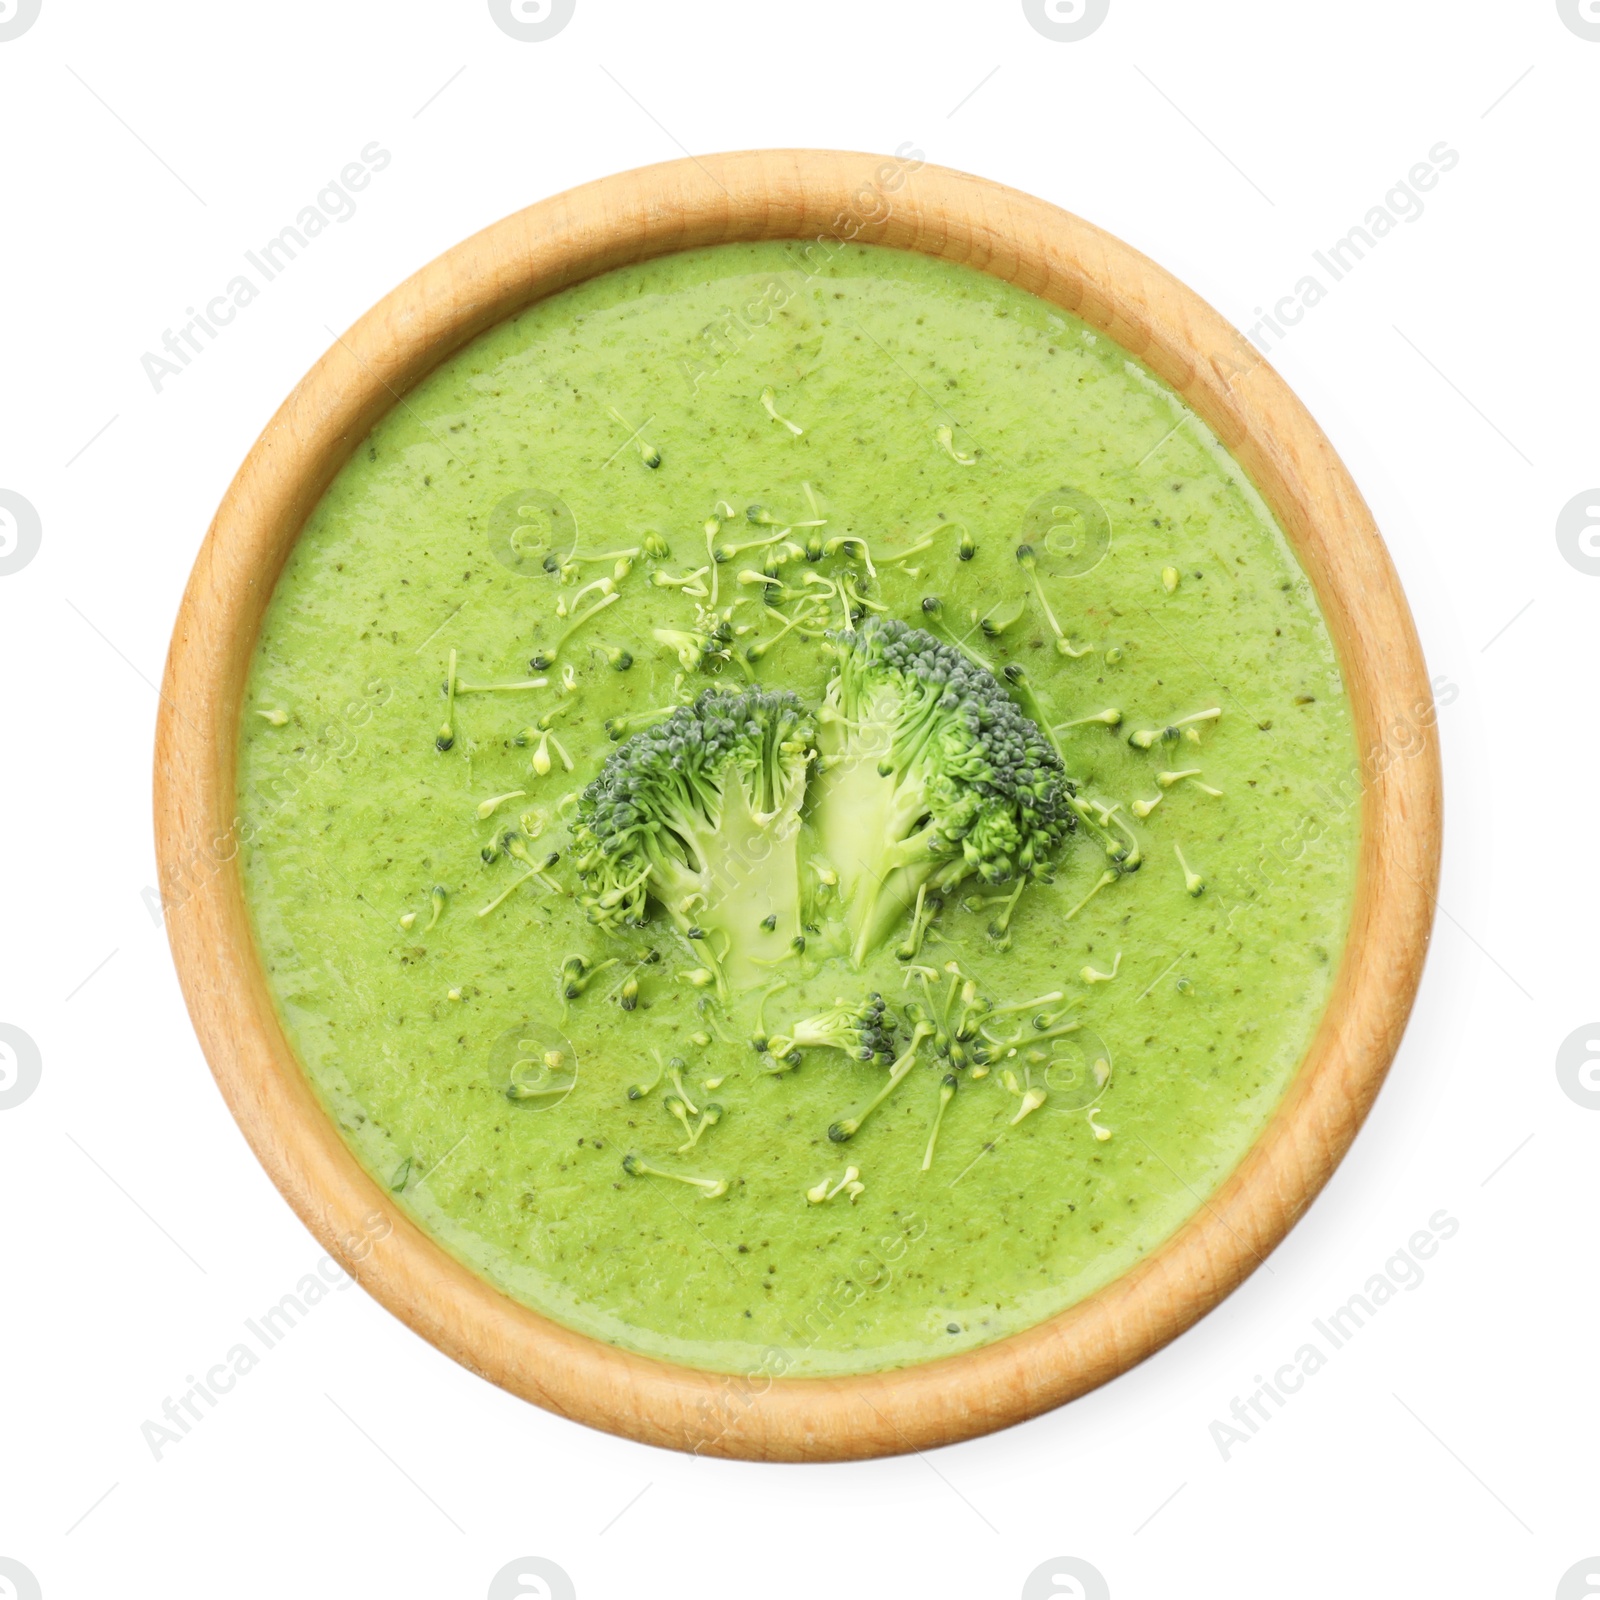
[154, 150, 1442, 1461]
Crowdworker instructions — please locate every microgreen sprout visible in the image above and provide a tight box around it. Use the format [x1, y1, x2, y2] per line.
[934, 423, 976, 464]
[1064, 868, 1117, 922]
[1054, 709, 1123, 731]
[921, 1074, 958, 1171]
[1128, 708, 1221, 749]
[561, 953, 620, 999]
[760, 386, 805, 436]
[677, 1102, 723, 1153]
[531, 589, 622, 669]
[425, 884, 447, 931]
[828, 1021, 934, 1143]
[977, 593, 1027, 638]
[621, 1154, 727, 1197]
[806, 1165, 861, 1205]
[822, 535, 877, 579]
[1174, 843, 1205, 897]
[1156, 769, 1224, 796]
[626, 1049, 667, 1101]
[475, 789, 526, 821]
[895, 884, 940, 962]
[436, 649, 458, 751]
[1080, 952, 1121, 984]
[1010, 1082, 1048, 1125]
[257, 708, 289, 726]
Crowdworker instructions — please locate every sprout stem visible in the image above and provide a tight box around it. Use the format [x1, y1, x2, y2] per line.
[1174, 843, 1206, 896]
[829, 1022, 933, 1143]
[1064, 869, 1117, 922]
[436, 649, 458, 751]
[621, 1154, 727, 1196]
[1129, 708, 1221, 749]
[760, 387, 806, 436]
[934, 423, 976, 464]
[921, 1074, 957, 1171]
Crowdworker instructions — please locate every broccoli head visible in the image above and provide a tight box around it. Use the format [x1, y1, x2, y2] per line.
[571, 687, 816, 995]
[810, 617, 1076, 964]
[764, 992, 897, 1066]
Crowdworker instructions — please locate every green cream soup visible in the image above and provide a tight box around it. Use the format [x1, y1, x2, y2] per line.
[238, 242, 1358, 1376]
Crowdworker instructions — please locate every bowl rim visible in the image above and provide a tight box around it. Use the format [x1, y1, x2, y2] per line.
[154, 148, 1442, 1462]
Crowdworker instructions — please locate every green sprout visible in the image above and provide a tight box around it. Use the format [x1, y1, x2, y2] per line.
[425, 884, 447, 931]
[828, 1020, 934, 1143]
[921, 1073, 958, 1172]
[621, 1154, 726, 1197]
[760, 386, 805, 436]
[1174, 843, 1205, 897]
[1128, 707, 1221, 749]
[436, 649, 458, 751]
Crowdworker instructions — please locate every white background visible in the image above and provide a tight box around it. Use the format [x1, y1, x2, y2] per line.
[1, 2, 1593, 1596]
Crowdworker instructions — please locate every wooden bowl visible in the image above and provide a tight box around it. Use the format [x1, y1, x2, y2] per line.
[154, 150, 1441, 1461]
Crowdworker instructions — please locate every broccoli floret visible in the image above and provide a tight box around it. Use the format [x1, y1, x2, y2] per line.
[765, 993, 896, 1065]
[809, 617, 1077, 965]
[570, 687, 816, 995]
